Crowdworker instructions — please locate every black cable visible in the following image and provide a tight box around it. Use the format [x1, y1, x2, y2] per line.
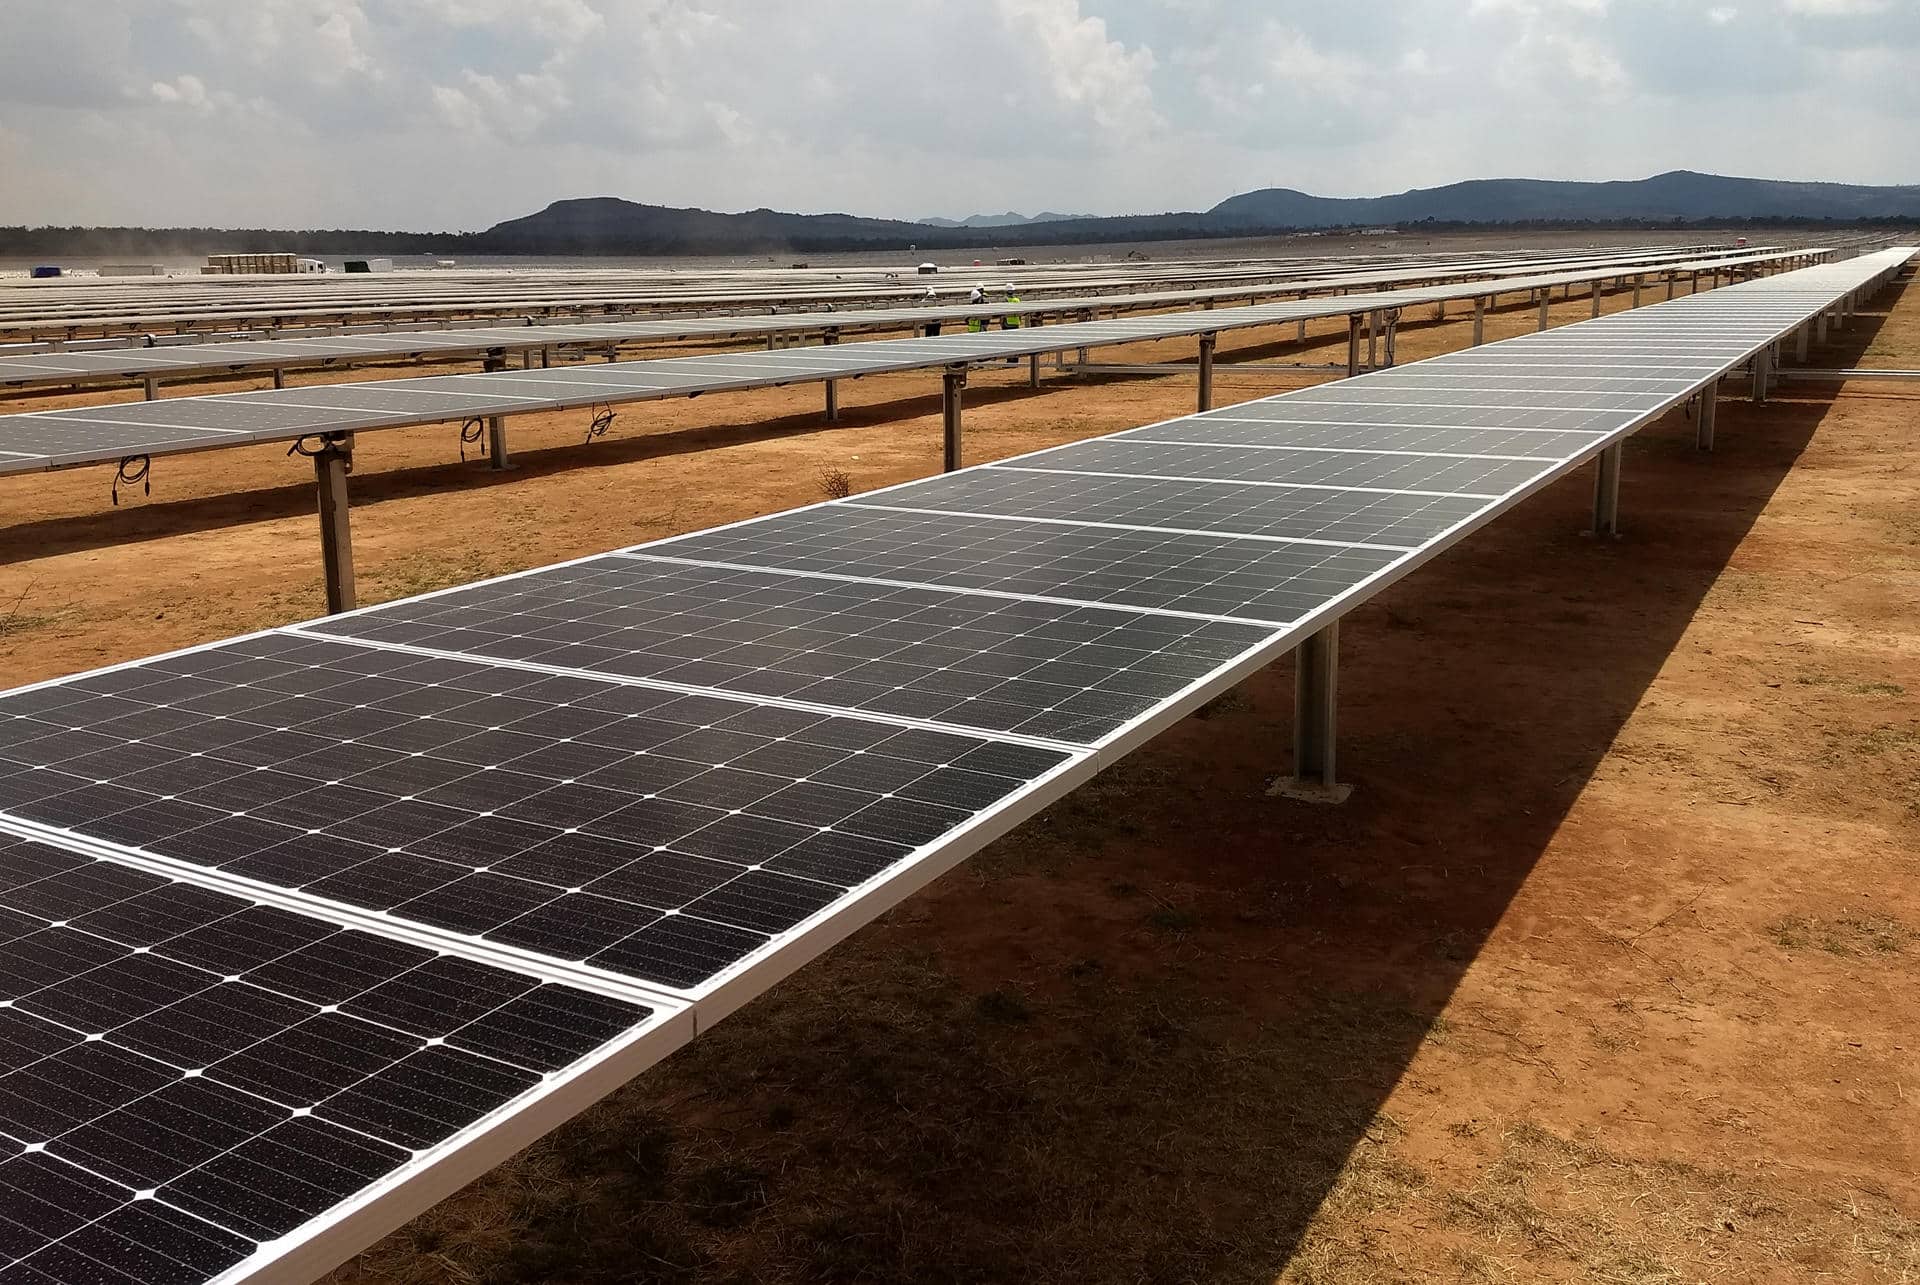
[459, 417, 484, 461]
[111, 456, 150, 506]
[587, 403, 616, 443]
[287, 433, 353, 474]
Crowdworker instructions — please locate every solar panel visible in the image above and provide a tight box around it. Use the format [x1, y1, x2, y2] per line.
[297, 556, 1270, 744]
[648, 506, 1403, 624]
[0, 631, 1084, 993]
[0, 248, 1906, 1285]
[0, 831, 681, 1285]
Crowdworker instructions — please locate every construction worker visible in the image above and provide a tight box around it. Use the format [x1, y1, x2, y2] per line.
[966, 283, 988, 333]
[1000, 285, 1026, 364]
[922, 286, 941, 337]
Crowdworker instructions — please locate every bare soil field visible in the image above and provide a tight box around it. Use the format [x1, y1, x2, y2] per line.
[1, 272, 1915, 1283]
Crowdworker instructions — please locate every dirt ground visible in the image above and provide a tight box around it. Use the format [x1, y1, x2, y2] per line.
[1, 270, 1916, 1283]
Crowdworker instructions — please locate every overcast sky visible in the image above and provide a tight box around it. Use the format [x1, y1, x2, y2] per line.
[1, 0, 1912, 231]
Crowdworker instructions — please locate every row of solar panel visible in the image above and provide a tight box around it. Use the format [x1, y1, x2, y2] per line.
[0, 244, 1743, 335]
[0, 249, 1905, 1284]
[0, 245, 1781, 387]
[0, 249, 1813, 477]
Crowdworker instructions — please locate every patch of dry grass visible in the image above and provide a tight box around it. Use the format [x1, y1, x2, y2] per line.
[1768, 912, 1915, 956]
[815, 466, 854, 499]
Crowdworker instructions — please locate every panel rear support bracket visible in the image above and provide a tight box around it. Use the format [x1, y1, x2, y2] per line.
[485, 416, 512, 470]
[824, 328, 840, 423]
[1588, 443, 1623, 538]
[942, 364, 967, 472]
[1269, 621, 1350, 804]
[308, 432, 356, 614]
[1197, 331, 1216, 412]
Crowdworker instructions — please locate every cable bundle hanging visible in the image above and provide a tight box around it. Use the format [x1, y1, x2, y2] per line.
[586, 403, 616, 443]
[459, 417, 485, 461]
[288, 433, 353, 474]
[111, 456, 150, 506]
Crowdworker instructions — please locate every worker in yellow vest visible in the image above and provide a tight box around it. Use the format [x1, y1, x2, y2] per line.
[966, 284, 988, 333]
[1001, 285, 1024, 330]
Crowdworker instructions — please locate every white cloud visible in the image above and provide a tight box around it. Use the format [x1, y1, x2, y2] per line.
[993, 0, 1161, 138]
[1782, 0, 1888, 12]
[0, 0, 1911, 230]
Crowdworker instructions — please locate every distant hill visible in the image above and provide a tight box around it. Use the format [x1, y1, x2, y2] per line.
[5, 171, 1914, 260]
[469, 172, 1919, 255]
[475, 197, 933, 255]
[1209, 171, 1920, 228]
[919, 211, 1095, 228]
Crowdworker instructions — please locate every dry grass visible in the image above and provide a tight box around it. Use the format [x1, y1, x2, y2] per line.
[816, 466, 854, 499]
[1768, 912, 1915, 956]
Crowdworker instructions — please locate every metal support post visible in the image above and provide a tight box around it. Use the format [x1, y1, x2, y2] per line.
[1028, 351, 1040, 389]
[1815, 311, 1829, 345]
[942, 365, 966, 472]
[142, 376, 158, 400]
[1296, 319, 1308, 343]
[1752, 345, 1772, 404]
[1696, 380, 1717, 451]
[1197, 332, 1216, 412]
[823, 329, 839, 423]
[1472, 296, 1486, 346]
[1537, 291, 1551, 331]
[541, 346, 552, 368]
[313, 435, 356, 614]
[1272, 621, 1347, 802]
[1345, 314, 1362, 378]
[1381, 309, 1399, 369]
[272, 368, 286, 390]
[1632, 275, 1643, 307]
[1366, 310, 1379, 369]
[485, 416, 510, 469]
[1667, 273, 1677, 300]
[1794, 325, 1809, 363]
[1590, 280, 1602, 318]
[1590, 444, 1622, 538]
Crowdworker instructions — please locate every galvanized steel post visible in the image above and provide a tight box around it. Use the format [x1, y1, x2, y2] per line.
[942, 365, 966, 472]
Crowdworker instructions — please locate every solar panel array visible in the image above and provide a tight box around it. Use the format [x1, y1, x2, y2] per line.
[0, 246, 1779, 391]
[0, 248, 1906, 1284]
[0, 248, 1815, 479]
[0, 243, 1749, 340]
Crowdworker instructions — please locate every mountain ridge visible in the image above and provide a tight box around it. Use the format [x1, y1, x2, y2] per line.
[470, 171, 1920, 255]
[919, 211, 1096, 228]
[4, 171, 1915, 259]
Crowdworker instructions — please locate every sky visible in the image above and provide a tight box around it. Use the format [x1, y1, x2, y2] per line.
[0, 0, 1913, 232]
